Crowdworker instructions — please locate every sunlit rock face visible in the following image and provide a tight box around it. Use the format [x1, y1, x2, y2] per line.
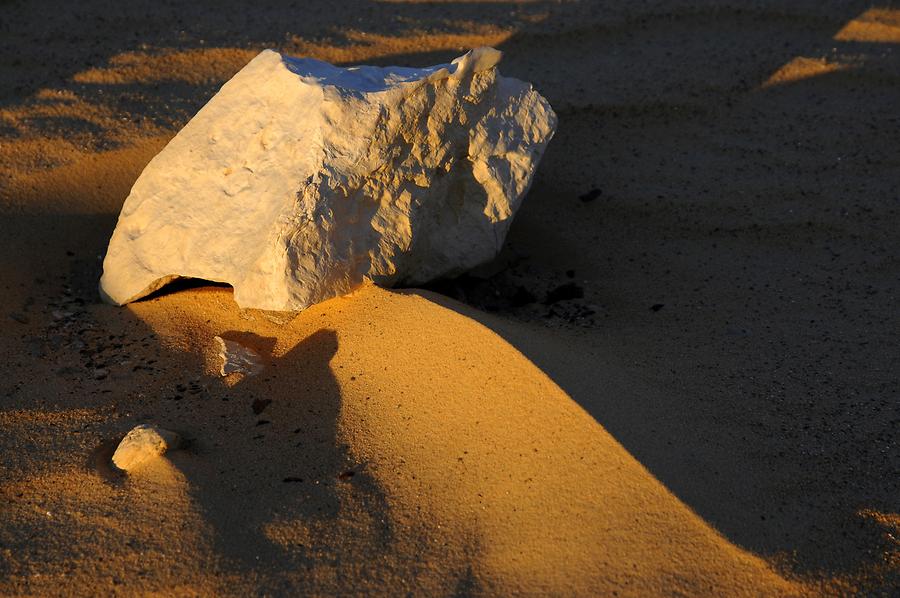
[112, 425, 180, 472]
[99, 47, 556, 311]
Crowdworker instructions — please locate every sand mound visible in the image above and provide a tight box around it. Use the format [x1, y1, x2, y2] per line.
[1, 145, 800, 594]
[0, 279, 802, 596]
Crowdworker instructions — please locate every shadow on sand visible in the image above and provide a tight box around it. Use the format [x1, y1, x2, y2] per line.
[166, 328, 394, 574]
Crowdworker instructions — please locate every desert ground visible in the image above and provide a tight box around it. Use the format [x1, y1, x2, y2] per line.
[1, 1, 898, 596]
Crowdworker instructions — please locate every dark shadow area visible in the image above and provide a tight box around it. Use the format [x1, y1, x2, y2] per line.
[138, 277, 234, 302]
[167, 328, 395, 579]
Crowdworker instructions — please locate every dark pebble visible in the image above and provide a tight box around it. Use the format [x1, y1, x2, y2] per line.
[579, 188, 602, 202]
[252, 397, 272, 414]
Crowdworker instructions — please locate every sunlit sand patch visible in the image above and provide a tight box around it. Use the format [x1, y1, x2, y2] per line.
[73, 48, 259, 86]
[70, 25, 514, 88]
[761, 56, 852, 88]
[263, 517, 317, 550]
[0, 88, 111, 131]
[0, 87, 163, 138]
[287, 24, 514, 64]
[858, 509, 900, 562]
[0, 90, 165, 184]
[859, 509, 900, 534]
[1, 136, 169, 214]
[834, 8, 900, 43]
[761, 8, 899, 90]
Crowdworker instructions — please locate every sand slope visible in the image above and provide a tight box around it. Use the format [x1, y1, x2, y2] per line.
[0, 208, 800, 595]
[0, 144, 800, 595]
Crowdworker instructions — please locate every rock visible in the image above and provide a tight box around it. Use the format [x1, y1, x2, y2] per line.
[251, 397, 272, 414]
[111, 424, 180, 472]
[214, 335, 263, 376]
[99, 47, 556, 311]
[579, 188, 602, 202]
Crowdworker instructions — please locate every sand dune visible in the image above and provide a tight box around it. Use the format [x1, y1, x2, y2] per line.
[0, 210, 801, 594]
[1, 1, 898, 595]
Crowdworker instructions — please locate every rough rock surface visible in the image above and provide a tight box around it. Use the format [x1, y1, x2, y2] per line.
[99, 47, 556, 311]
[214, 335, 263, 376]
[111, 424, 180, 472]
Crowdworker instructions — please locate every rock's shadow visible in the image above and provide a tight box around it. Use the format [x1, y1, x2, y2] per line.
[167, 328, 393, 575]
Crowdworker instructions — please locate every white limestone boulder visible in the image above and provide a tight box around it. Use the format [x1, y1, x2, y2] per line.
[112, 424, 180, 472]
[99, 47, 556, 311]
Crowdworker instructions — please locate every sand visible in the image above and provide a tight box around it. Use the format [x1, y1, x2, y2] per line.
[1, 1, 898, 596]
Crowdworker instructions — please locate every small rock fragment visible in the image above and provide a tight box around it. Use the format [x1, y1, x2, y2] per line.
[214, 336, 263, 376]
[251, 397, 272, 414]
[111, 424, 180, 472]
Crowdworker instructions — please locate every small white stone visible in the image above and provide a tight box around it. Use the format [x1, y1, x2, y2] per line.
[111, 424, 180, 472]
[214, 335, 263, 376]
[99, 46, 556, 311]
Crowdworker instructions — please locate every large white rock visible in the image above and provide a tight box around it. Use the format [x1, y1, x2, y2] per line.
[99, 47, 556, 311]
